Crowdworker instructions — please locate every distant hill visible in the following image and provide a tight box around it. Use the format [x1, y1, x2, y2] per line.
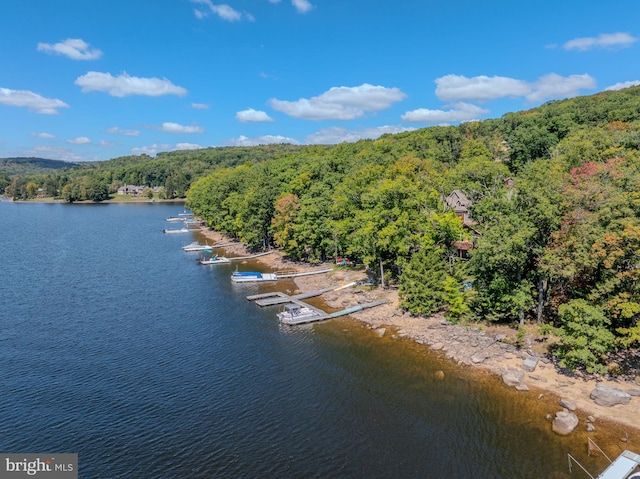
[0, 157, 83, 176]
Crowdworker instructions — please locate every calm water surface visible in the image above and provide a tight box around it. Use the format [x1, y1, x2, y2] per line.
[0, 202, 627, 478]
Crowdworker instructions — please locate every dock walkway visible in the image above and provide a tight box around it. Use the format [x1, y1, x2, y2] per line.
[228, 251, 274, 261]
[246, 283, 387, 325]
[275, 268, 333, 278]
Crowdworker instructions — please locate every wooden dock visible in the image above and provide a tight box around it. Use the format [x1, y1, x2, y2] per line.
[247, 286, 337, 306]
[279, 299, 388, 325]
[246, 283, 387, 325]
[230, 267, 332, 283]
[201, 243, 275, 260]
[228, 251, 275, 261]
[276, 268, 332, 278]
[206, 241, 239, 248]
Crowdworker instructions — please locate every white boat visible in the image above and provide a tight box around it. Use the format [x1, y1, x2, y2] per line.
[199, 255, 230, 265]
[165, 216, 184, 222]
[570, 445, 640, 479]
[231, 271, 277, 283]
[163, 227, 190, 234]
[597, 450, 640, 479]
[182, 242, 213, 252]
[277, 304, 321, 324]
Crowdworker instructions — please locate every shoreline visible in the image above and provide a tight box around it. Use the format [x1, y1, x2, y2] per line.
[196, 227, 640, 439]
[6, 196, 186, 204]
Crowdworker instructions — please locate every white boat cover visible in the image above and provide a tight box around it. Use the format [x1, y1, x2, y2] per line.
[598, 451, 640, 479]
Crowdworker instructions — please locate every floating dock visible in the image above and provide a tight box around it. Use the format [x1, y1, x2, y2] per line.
[206, 241, 243, 248]
[277, 268, 332, 278]
[200, 244, 275, 260]
[231, 268, 332, 283]
[228, 251, 275, 261]
[246, 283, 387, 325]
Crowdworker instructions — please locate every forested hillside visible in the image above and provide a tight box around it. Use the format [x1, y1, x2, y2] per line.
[1, 144, 311, 201]
[0, 157, 84, 194]
[0, 157, 82, 173]
[186, 86, 640, 374]
[4, 86, 640, 373]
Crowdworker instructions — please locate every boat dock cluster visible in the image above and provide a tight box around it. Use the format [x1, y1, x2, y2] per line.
[167, 211, 387, 326]
[246, 286, 387, 325]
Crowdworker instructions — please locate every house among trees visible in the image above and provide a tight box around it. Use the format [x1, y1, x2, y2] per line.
[117, 185, 145, 196]
[444, 189, 477, 258]
[116, 185, 164, 196]
[444, 189, 474, 226]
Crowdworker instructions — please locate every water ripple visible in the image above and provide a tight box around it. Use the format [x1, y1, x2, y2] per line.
[0, 203, 595, 478]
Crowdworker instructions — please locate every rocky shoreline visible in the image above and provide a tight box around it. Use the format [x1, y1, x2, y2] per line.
[196, 228, 640, 440]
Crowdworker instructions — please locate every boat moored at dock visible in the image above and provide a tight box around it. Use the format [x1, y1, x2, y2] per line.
[163, 227, 190, 234]
[569, 441, 640, 479]
[277, 304, 322, 324]
[231, 271, 278, 282]
[596, 450, 640, 479]
[182, 242, 213, 252]
[199, 255, 230, 265]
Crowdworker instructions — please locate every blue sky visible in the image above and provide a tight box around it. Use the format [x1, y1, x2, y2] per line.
[1, 0, 639, 162]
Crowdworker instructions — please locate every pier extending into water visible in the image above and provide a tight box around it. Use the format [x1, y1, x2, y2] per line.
[228, 251, 275, 261]
[246, 283, 387, 325]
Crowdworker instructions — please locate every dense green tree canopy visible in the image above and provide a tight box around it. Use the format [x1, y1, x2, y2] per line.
[6, 86, 640, 373]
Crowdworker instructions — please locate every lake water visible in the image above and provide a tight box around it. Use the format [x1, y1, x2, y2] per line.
[0, 202, 625, 478]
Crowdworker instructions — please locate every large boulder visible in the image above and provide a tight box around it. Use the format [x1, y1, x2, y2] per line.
[559, 398, 577, 411]
[552, 410, 579, 435]
[522, 356, 539, 372]
[502, 369, 525, 387]
[590, 385, 632, 407]
[471, 352, 489, 364]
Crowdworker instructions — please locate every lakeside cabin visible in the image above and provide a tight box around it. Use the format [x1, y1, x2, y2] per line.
[443, 189, 479, 258]
[116, 185, 164, 196]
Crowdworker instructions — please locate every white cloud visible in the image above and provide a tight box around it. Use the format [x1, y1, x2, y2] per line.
[190, 0, 247, 21]
[236, 108, 274, 122]
[32, 132, 55, 139]
[563, 32, 637, 51]
[37, 38, 102, 60]
[269, 83, 406, 120]
[435, 73, 596, 103]
[0, 87, 69, 114]
[158, 122, 205, 134]
[292, 0, 313, 13]
[306, 125, 414, 144]
[67, 136, 91, 145]
[605, 80, 640, 91]
[131, 143, 202, 155]
[100, 140, 114, 147]
[227, 134, 299, 146]
[106, 126, 140, 137]
[526, 73, 596, 103]
[401, 102, 490, 123]
[267, 0, 311, 13]
[32, 145, 86, 162]
[191, 102, 210, 109]
[75, 72, 187, 97]
[176, 143, 203, 150]
[436, 75, 530, 102]
[131, 143, 172, 156]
